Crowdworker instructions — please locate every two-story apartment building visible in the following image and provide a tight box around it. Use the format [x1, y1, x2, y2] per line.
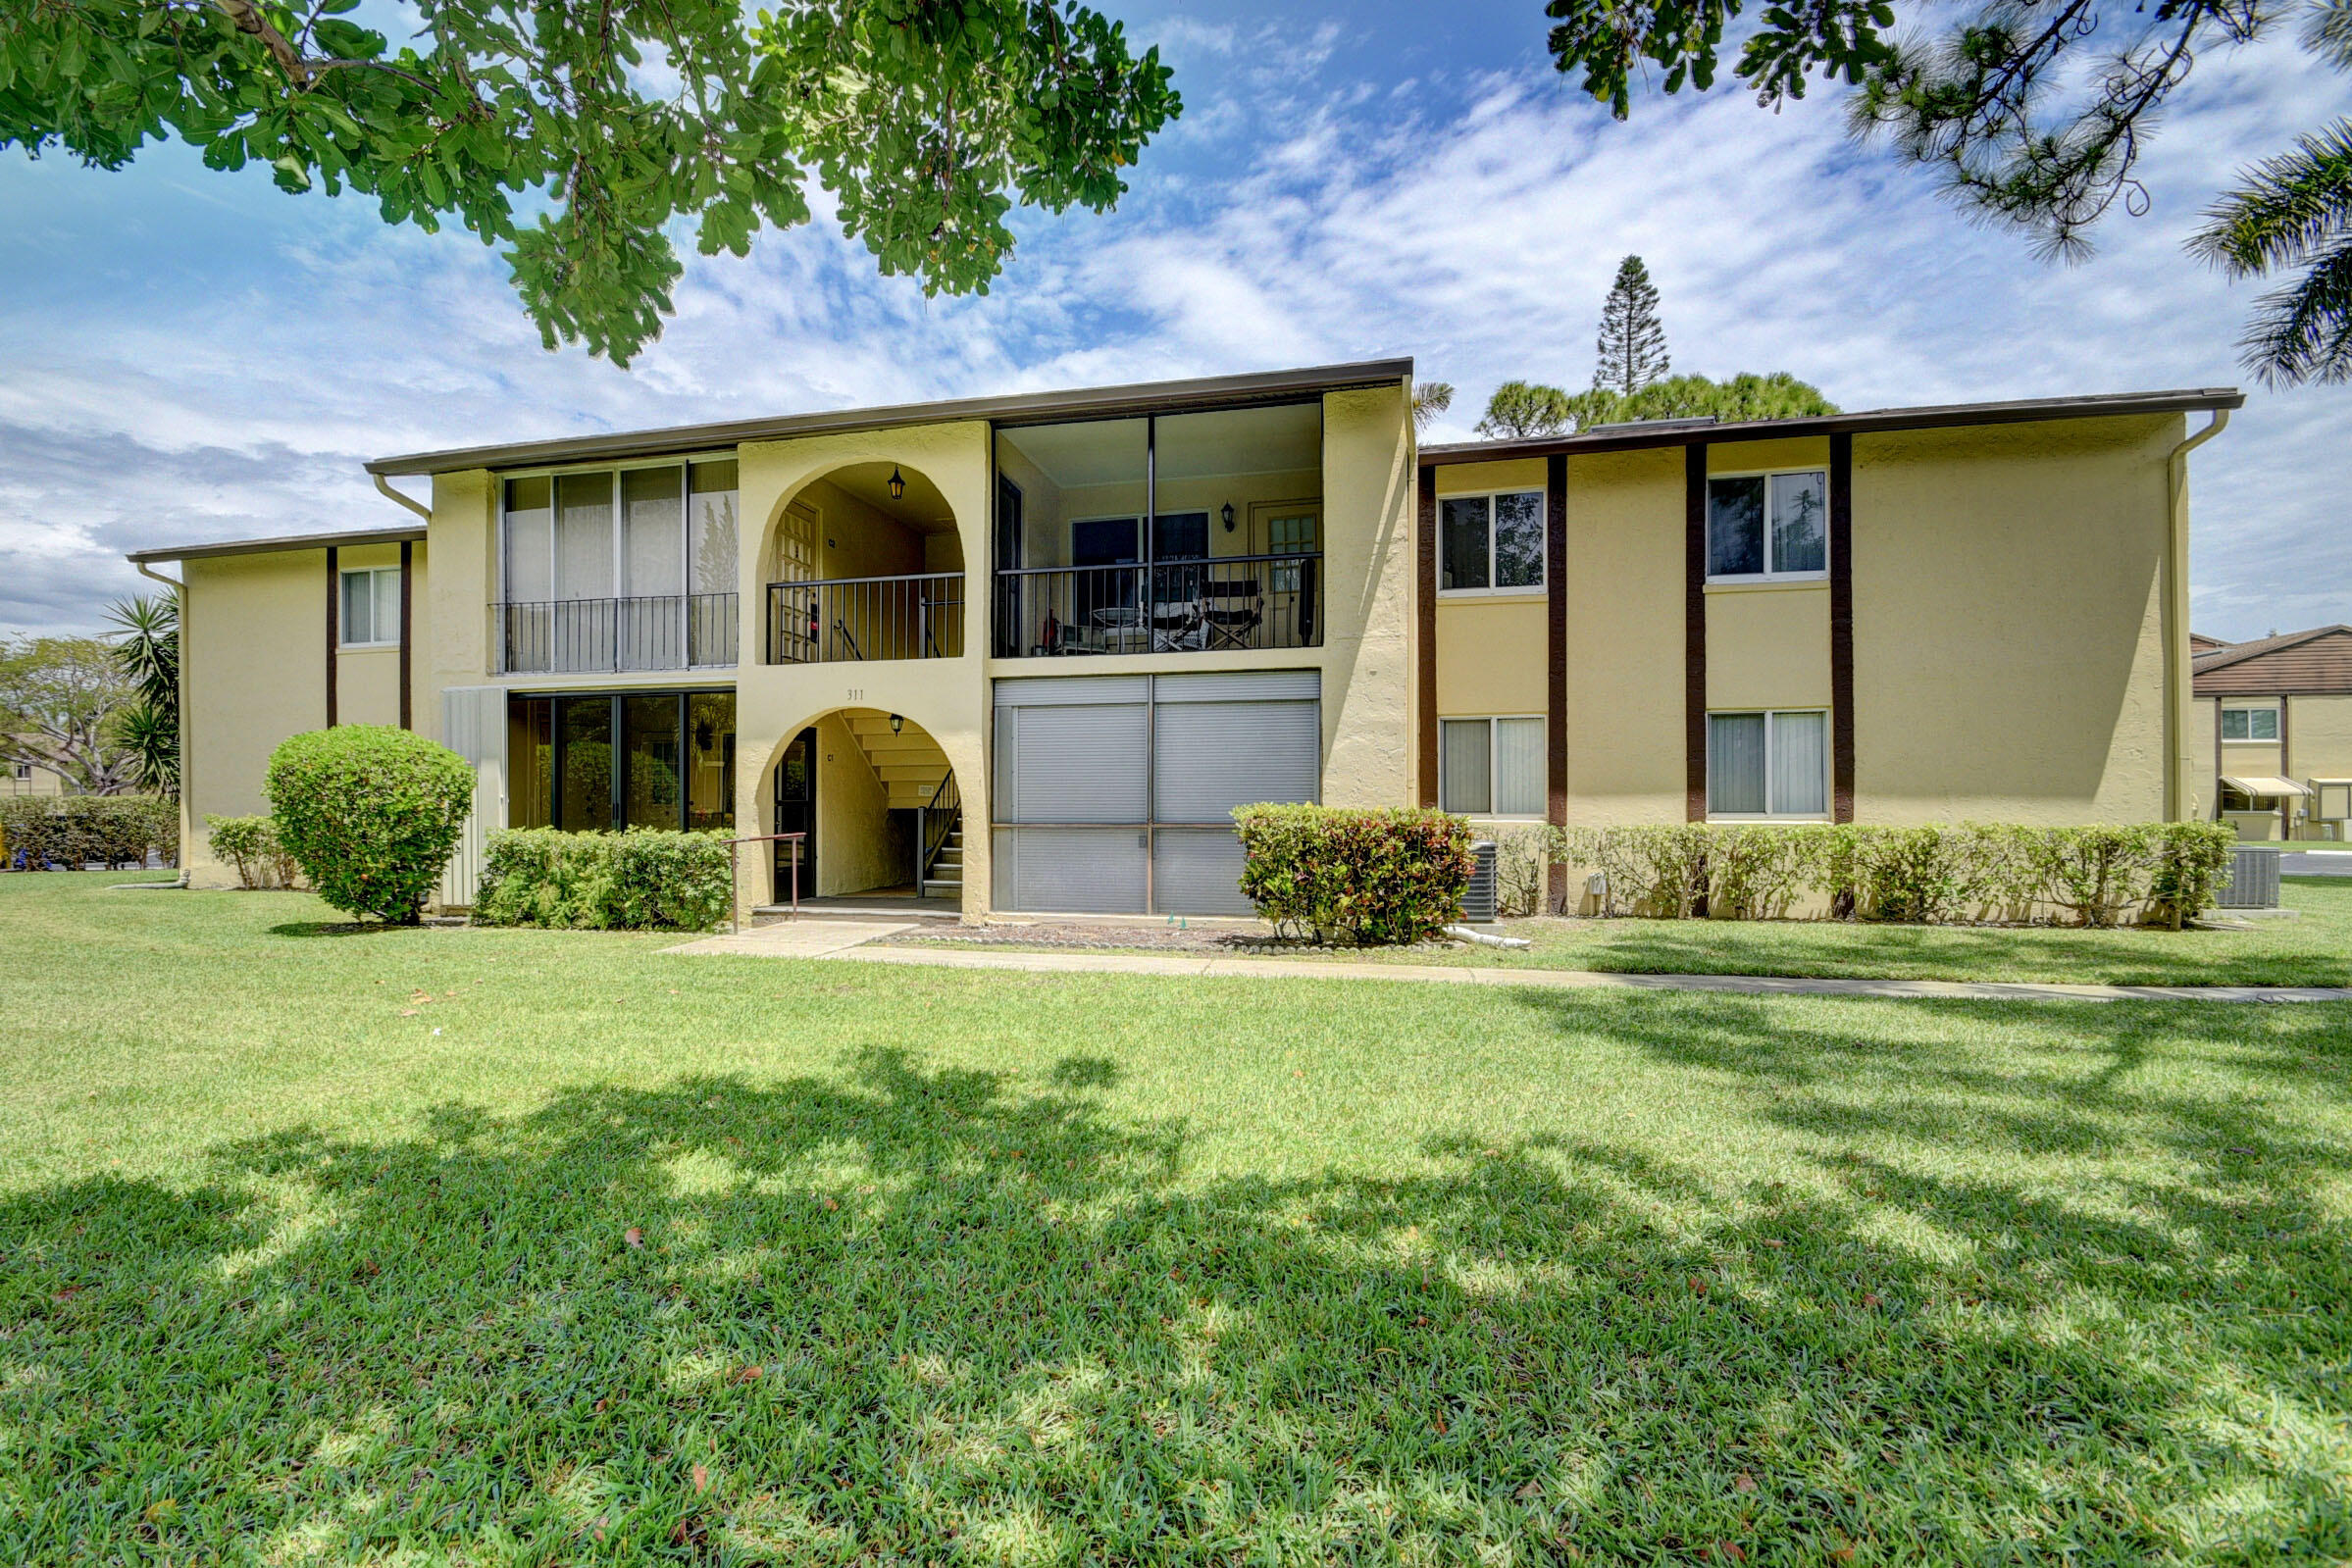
[2190, 625, 2352, 839]
[129, 361, 2241, 918]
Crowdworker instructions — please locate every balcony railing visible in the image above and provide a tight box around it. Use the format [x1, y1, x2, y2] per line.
[766, 573, 965, 664]
[993, 553, 1321, 657]
[493, 593, 738, 676]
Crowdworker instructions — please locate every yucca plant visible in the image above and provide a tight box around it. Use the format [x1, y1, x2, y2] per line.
[105, 594, 179, 797]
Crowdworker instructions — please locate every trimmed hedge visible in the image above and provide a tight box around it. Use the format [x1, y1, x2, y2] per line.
[201, 814, 300, 889]
[265, 726, 474, 924]
[474, 827, 733, 932]
[1235, 804, 1474, 945]
[0, 794, 177, 871]
[1547, 821, 2239, 928]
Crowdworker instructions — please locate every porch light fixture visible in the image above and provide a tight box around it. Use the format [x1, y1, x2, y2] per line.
[888, 466, 906, 501]
[889, 713, 904, 736]
[1221, 502, 1236, 532]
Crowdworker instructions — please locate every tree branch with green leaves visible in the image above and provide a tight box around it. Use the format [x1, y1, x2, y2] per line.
[0, 0, 1181, 365]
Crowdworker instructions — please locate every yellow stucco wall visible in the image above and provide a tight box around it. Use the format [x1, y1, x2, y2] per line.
[1850, 415, 2177, 823]
[811, 710, 901, 896]
[735, 420, 994, 919]
[1560, 447, 1684, 824]
[1317, 382, 1414, 809]
[1706, 583, 1831, 712]
[2288, 695, 2352, 783]
[181, 549, 323, 885]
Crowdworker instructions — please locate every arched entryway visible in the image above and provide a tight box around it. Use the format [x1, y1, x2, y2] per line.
[758, 708, 960, 910]
[760, 462, 965, 667]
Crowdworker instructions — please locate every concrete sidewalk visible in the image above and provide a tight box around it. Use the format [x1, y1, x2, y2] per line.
[667, 920, 914, 957]
[833, 942, 2352, 1004]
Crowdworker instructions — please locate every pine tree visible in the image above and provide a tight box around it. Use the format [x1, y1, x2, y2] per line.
[1593, 256, 1669, 395]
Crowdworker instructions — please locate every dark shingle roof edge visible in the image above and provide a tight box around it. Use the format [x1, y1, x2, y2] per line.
[366, 358, 1415, 478]
[1418, 387, 2244, 465]
[126, 524, 425, 566]
[2192, 625, 2352, 674]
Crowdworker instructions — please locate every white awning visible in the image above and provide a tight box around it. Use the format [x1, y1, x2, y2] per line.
[2221, 775, 2312, 797]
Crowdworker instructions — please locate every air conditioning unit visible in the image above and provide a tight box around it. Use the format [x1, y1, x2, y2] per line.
[1460, 839, 1499, 924]
[2217, 844, 2281, 909]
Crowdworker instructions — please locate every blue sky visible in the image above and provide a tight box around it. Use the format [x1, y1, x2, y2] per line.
[2, 0, 2345, 640]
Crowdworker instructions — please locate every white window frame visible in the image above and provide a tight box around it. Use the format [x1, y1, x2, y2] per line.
[1438, 714, 1548, 819]
[495, 451, 738, 608]
[1705, 467, 1829, 584]
[1706, 708, 1831, 821]
[338, 565, 402, 650]
[1437, 489, 1547, 597]
[2220, 705, 2281, 742]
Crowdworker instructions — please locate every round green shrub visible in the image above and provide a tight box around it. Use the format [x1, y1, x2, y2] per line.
[264, 726, 474, 924]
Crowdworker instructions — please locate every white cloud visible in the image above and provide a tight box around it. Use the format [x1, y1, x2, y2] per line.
[0, 12, 2343, 640]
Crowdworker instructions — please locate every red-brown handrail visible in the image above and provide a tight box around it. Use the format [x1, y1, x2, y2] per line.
[720, 832, 806, 934]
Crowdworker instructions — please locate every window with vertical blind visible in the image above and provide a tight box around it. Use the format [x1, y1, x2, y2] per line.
[2221, 706, 2280, 741]
[1708, 710, 1828, 817]
[1439, 717, 1545, 817]
[497, 459, 741, 674]
[338, 566, 401, 648]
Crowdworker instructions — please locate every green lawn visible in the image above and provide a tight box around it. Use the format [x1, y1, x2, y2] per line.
[3, 873, 2349, 1563]
[928, 876, 2352, 987]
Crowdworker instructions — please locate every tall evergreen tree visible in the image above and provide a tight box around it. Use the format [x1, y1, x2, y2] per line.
[1593, 256, 1669, 395]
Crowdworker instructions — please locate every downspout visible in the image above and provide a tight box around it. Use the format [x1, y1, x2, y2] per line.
[374, 472, 433, 521]
[2166, 410, 2229, 821]
[133, 560, 192, 888]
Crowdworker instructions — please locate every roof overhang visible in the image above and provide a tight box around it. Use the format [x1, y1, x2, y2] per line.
[125, 524, 425, 566]
[367, 358, 1414, 479]
[1418, 387, 2244, 467]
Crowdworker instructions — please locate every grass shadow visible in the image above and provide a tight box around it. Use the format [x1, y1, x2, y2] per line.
[4, 1034, 2348, 1562]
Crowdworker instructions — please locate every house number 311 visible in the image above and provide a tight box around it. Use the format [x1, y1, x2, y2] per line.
[845, 688, 864, 702]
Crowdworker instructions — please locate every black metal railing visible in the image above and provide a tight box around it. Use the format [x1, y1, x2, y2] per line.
[919, 773, 961, 890]
[494, 593, 738, 675]
[765, 573, 965, 664]
[992, 552, 1320, 657]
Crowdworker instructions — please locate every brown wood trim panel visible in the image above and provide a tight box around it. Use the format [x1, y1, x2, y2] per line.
[2213, 696, 2224, 819]
[1546, 453, 1568, 907]
[398, 539, 414, 731]
[325, 544, 338, 728]
[1829, 432, 1856, 822]
[1684, 445, 1708, 822]
[1416, 464, 1438, 807]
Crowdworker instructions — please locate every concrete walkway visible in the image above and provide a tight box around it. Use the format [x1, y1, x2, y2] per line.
[831, 943, 2352, 1004]
[667, 921, 2351, 1003]
[667, 920, 914, 957]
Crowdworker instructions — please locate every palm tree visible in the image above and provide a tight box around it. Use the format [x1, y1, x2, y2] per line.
[1411, 380, 1456, 433]
[105, 595, 179, 796]
[2193, 119, 2352, 386]
[2188, 2, 2352, 385]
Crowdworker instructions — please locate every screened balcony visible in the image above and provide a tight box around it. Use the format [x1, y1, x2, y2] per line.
[992, 403, 1323, 658]
[495, 460, 740, 675]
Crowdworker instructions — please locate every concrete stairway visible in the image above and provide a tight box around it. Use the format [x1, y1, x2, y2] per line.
[843, 715, 950, 809]
[922, 824, 963, 900]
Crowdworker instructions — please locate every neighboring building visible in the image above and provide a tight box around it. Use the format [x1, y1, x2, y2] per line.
[3, 746, 68, 797]
[2190, 632, 2231, 655]
[2191, 625, 2352, 839]
[128, 364, 2242, 917]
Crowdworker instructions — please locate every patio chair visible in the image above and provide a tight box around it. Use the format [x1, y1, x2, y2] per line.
[1203, 579, 1263, 650]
